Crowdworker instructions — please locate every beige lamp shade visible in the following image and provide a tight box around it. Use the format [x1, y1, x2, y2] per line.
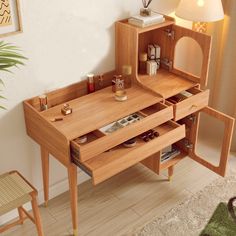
[175, 0, 224, 22]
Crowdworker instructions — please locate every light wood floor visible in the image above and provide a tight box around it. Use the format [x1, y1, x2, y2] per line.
[2, 141, 236, 236]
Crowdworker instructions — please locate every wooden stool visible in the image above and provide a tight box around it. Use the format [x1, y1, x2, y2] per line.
[0, 171, 44, 236]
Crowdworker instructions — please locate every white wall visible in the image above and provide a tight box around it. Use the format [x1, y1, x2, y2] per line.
[0, 0, 181, 224]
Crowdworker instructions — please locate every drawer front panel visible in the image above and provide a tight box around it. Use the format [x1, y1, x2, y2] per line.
[174, 89, 209, 121]
[82, 121, 185, 185]
[71, 103, 173, 162]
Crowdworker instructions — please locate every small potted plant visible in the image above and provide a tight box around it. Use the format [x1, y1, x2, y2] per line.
[140, 0, 153, 16]
[0, 41, 26, 110]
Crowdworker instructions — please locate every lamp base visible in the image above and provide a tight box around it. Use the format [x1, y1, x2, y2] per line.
[192, 22, 208, 33]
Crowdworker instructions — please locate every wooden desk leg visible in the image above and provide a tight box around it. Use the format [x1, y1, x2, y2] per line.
[168, 166, 174, 181]
[40, 146, 49, 207]
[68, 164, 78, 236]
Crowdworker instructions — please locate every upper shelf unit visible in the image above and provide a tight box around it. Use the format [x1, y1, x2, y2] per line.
[115, 15, 212, 97]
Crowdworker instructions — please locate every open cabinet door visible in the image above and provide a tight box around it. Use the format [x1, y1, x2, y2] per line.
[188, 106, 235, 177]
[170, 25, 212, 87]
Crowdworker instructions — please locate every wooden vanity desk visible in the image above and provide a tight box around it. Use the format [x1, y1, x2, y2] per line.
[23, 16, 234, 235]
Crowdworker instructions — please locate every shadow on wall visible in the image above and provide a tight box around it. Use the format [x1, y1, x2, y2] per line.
[83, 11, 130, 77]
[88, 24, 115, 76]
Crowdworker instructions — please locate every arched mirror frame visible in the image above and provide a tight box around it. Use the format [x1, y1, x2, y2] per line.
[174, 37, 203, 78]
[170, 25, 212, 87]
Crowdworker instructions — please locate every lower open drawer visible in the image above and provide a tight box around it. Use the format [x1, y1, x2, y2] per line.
[72, 120, 185, 185]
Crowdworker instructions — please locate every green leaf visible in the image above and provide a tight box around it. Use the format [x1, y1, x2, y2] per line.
[0, 57, 25, 65]
[0, 68, 12, 73]
[0, 79, 4, 86]
[0, 41, 27, 109]
[0, 53, 27, 60]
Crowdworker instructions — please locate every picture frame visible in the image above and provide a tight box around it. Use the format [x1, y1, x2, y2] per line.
[0, 0, 22, 38]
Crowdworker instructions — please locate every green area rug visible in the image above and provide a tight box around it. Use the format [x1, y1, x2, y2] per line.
[133, 169, 236, 236]
[200, 201, 236, 236]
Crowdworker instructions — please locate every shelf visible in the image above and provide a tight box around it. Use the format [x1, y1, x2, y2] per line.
[119, 18, 175, 34]
[160, 150, 187, 170]
[138, 69, 197, 99]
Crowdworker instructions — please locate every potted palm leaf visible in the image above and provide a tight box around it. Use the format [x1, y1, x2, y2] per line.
[0, 41, 27, 109]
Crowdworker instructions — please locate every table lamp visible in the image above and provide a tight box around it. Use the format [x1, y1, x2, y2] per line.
[175, 0, 224, 33]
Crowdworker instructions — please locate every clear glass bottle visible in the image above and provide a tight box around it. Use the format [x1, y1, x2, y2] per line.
[39, 94, 48, 111]
[114, 75, 127, 101]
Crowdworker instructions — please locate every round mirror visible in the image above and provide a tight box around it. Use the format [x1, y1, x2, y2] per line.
[174, 37, 203, 78]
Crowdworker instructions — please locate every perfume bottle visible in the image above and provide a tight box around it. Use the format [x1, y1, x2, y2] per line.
[114, 75, 127, 101]
[87, 73, 95, 93]
[39, 94, 48, 111]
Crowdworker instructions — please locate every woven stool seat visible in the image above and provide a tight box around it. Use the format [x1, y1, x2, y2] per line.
[0, 171, 44, 236]
[0, 172, 33, 216]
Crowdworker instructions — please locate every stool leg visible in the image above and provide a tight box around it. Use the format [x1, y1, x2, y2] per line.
[41, 146, 49, 207]
[31, 196, 44, 236]
[18, 207, 24, 224]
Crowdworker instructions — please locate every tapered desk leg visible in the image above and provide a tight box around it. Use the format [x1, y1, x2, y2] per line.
[68, 164, 78, 236]
[40, 146, 49, 207]
[168, 166, 174, 181]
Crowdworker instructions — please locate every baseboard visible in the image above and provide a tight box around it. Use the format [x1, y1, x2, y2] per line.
[0, 170, 90, 225]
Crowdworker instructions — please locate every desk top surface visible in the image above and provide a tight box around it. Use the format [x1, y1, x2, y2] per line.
[41, 85, 162, 140]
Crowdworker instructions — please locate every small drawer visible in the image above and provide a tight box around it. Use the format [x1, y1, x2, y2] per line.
[167, 88, 209, 121]
[70, 102, 173, 162]
[72, 120, 185, 185]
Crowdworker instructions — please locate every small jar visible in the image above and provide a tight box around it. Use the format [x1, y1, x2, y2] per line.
[61, 103, 73, 115]
[87, 73, 95, 93]
[122, 65, 132, 88]
[139, 53, 147, 74]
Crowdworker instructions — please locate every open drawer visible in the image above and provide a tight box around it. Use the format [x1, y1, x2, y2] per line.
[167, 87, 209, 121]
[70, 102, 173, 162]
[72, 120, 185, 185]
